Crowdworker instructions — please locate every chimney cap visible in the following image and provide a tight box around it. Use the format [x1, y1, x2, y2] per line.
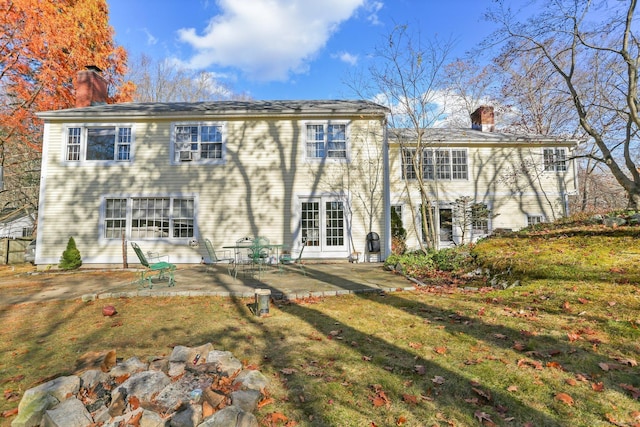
[85, 65, 103, 73]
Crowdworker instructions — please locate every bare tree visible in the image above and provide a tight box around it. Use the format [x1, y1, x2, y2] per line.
[487, 0, 640, 209]
[440, 59, 499, 128]
[347, 24, 455, 252]
[127, 54, 250, 102]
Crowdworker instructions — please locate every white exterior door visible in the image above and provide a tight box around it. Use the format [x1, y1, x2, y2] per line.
[300, 197, 348, 258]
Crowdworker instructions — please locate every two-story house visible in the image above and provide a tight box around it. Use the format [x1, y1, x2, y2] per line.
[35, 69, 578, 267]
[35, 68, 390, 266]
[388, 106, 579, 249]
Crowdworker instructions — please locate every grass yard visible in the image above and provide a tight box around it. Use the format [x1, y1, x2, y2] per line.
[0, 223, 639, 426]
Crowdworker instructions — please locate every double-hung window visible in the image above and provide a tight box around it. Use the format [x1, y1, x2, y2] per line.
[305, 122, 348, 160]
[401, 148, 467, 180]
[103, 196, 195, 240]
[65, 125, 132, 163]
[173, 122, 225, 164]
[543, 148, 567, 172]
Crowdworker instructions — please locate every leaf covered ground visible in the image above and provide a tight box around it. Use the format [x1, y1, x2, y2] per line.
[0, 223, 639, 426]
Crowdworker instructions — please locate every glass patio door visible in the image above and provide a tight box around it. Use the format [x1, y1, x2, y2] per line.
[300, 198, 347, 256]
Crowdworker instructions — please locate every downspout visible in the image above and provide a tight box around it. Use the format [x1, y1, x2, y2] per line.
[382, 118, 391, 261]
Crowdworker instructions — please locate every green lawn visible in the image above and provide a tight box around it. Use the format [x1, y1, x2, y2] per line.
[1, 224, 639, 426]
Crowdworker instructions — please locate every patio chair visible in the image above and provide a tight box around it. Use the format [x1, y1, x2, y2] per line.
[130, 242, 176, 288]
[249, 236, 271, 276]
[203, 238, 234, 276]
[233, 236, 254, 279]
[279, 238, 306, 276]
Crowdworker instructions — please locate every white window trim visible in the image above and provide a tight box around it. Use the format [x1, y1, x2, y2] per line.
[170, 121, 227, 165]
[98, 193, 199, 244]
[303, 120, 351, 162]
[527, 214, 545, 227]
[543, 147, 568, 172]
[62, 123, 135, 166]
[401, 148, 469, 181]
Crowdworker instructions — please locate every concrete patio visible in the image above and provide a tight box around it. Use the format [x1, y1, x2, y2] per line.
[0, 262, 417, 305]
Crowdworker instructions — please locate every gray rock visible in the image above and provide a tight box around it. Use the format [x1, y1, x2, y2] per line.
[231, 390, 262, 412]
[199, 405, 258, 427]
[80, 369, 110, 390]
[154, 372, 212, 413]
[41, 397, 92, 427]
[111, 370, 170, 406]
[207, 350, 243, 376]
[169, 346, 192, 363]
[12, 375, 80, 427]
[168, 361, 186, 378]
[233, 370, 269, 392]
[91, 405, 110, 424]
[604, 216, 626, 227]
[11, 393, 59, 427]
[169, 403, 203, 427]
[140, 409, 169, 427]
[109, 356, 149, 377]
[103, 407, 144, 427]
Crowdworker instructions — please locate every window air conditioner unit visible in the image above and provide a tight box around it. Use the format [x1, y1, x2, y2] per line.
[179, 151, 193, 161]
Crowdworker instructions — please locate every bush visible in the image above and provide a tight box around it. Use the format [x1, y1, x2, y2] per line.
[59, 237, 82, 270]
[431, 246, 473, 272]
[385, 246, 476, 277]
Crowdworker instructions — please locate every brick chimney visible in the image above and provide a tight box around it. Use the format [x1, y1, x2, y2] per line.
[470, 106, 495, 132]
[74, 65, 108, 108]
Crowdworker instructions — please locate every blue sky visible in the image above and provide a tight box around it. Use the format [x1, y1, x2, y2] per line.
[107, 0, 499, 100]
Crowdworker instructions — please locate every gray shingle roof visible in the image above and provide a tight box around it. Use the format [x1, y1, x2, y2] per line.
[37, 99, 390, 119]
[389, 127, 579, 145]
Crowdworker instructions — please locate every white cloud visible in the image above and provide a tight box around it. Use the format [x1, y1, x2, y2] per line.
[176, 0, 366, 82]
[142, 28, 158, 46]
[363, 1, 383, 26]
[334, 51, 359, 66]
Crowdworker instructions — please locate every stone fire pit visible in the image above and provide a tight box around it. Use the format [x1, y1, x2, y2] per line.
[11, 343, 269, 427]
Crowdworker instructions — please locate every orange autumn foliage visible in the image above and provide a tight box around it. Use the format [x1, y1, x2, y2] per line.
[0, 0, 134, 152]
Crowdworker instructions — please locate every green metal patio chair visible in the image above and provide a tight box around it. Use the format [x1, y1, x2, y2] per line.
[130, 242, 176, 288]
[203, 238, 234, 276]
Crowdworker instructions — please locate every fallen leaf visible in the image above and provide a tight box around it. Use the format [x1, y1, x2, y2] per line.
[402, 393, 418, 404]
[512, 342, 526, 351]
[555, 392, 574, 406]
[434, 346, 447, 355]
[280, 368, 297, 375]
[431, 376, 446, 385]
[258, 397, 274, 408]
[591, 382, 605, 392]
[1, 375, 24, 384]
[1, 408, 18, 418]
[472, 387, 492, 401]
[608, 301, 617, 306]
[546, 361, 564, 370]
[616, 357, 638, 367]
[414, 365, 426, 375]
[565, 378, 577, 386]
[562, 301, 572, 312]
[507, 385, 518, 392]
[267, 412, 288, 423]
[567, 332, 581, 342]
[474, 411, 495, 425]
[408, 342, 422, 349]
[578, 297, 589, 304]
[129, 395, 140, 410]
[396, 416, 407, 425]
[493, 333, 507, 340]
[620, 383, 640, 399]
[362, 356, 372, 362]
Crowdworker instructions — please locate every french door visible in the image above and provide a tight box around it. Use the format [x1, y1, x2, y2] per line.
[300, 197, 348, 256]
